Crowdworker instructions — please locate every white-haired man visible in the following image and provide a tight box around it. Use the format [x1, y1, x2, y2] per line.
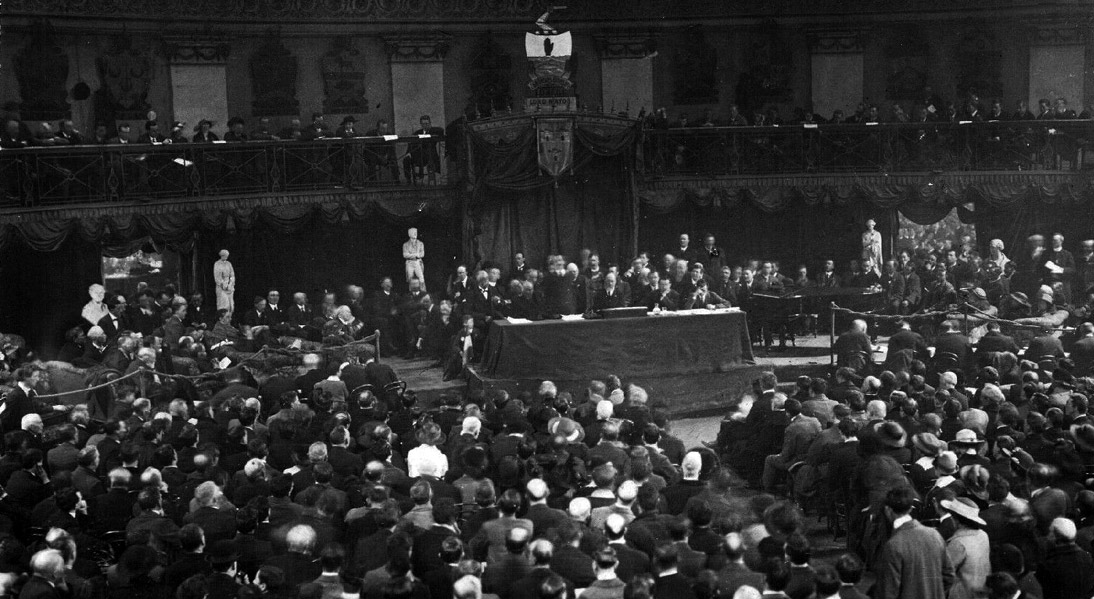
[834, 319, 873, 373]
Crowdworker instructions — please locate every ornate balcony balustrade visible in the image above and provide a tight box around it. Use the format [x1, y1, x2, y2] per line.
[639, 120, 1094, 178]
[0, 135, 450, 209]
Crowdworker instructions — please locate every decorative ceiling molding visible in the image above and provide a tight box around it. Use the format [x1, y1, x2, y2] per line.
[1027, 21, 1088, 45]
[594, 32, 658, 59]
[383, 34, 452, 63]
[162, 35, 231, 64]
[806, 29, 866, 54]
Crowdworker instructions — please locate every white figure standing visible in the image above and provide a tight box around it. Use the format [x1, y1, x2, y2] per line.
[403, 228, 426, 290]
[81, 283, 109, 327]
[862, 219, 883, 276]
[213, 249, 236, 314]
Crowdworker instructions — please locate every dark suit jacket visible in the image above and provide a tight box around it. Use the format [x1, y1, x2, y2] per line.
[934, 332, 972, 366]
[510, 567, 574, 599]
[815, 271, 841, 288]
[977, 331, 1021, 355]
[1037, 541, 1094, 599]
[19, 575, 62, 599]
[1026, 335, 1066, 363]
[88, 487, 136, 533]
[550, 544, 595, 588]
[608, 541, 650, 582]
[593, 287, 628, 311]
[464, 286, 502, 322]
[525, 503, 568, 537]
[646, 289, 680, 311]
[1073, 336, 1094, 375]
[1, 385, 49, 433]
[653, 572, 697, 599]
[412, 524, 459, 577]
[101, 348, 133, 372]
[887, 330, 928, 360]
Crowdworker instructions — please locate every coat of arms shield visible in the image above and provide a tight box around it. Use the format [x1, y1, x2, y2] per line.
[536, 117, 574, 178]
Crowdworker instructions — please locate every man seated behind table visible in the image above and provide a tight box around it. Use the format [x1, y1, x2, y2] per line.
[681, 279, 731, 310]
[646, 276, 680, 312]
[593, 273, 628, 312]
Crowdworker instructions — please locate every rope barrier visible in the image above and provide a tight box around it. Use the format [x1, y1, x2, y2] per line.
[830, 302, 1075, 333]
[32, 332, 384, 399]
[33, 368, 144, 399]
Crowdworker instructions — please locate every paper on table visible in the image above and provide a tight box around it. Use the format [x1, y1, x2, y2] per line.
[383, 135, 399, 141]
[507, 317, 532, 324]
[560, 314, 584, 321]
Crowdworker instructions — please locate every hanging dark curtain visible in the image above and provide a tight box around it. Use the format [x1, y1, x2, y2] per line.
[465, 118, 639, 268]
[473, 155, 634, 268]
[0, 235, 103, 357]
[638, 198, 895, 272]
[194, 211, 462, 306]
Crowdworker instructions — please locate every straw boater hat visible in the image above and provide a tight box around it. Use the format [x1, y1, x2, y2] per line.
[415, 421, 446, 446]
[940, 497, 986, 527]
[951, 428, 986, 454]
[547, 416, 585, 443]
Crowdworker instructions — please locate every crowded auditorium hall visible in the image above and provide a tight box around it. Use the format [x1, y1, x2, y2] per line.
[4, 2, 1094, 599]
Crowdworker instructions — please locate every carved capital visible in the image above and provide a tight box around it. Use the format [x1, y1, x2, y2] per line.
[383, 35, 451, 63]
[594, 33, 657, 59]
[806, 29, 865, 54]
[1027, 21, 1087, 46]
[162, 35, 231, 64]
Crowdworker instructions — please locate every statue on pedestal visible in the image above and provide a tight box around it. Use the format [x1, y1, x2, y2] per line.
[403, 228, 425, 290]
[214, 249, 236, 314]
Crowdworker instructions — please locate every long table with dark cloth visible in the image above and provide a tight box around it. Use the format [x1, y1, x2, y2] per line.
[480, 310, 754, 380]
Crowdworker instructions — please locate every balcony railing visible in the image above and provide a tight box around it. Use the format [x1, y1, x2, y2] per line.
[0, 135, 451, 208]
[639, 120, 1094, 177]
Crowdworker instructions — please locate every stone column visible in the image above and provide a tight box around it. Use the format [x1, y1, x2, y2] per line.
[163, 36, 231, 136]
[1028, 23, 1087, 112]
[595, 33, 657, 116]
[807, 30, 865, 118]
[384, 35, 451, 136]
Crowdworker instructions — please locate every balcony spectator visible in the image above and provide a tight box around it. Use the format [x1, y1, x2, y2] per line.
[404, 115, 445, 183]
[90, 123, 110, 144]
[1037, 98, 1053, 119]
[279, 118, 304, 140]
[726, 104, 748, 126]
[1054, 98, 1077, 119]
[193, 120, 218, 143]
[138, 120, 165, 144]
[1011, 99, 1035, 120]
[336, 116, 358, 138]
[224, 117, 248, 142]
[167, 121, 188, 143]
[251, 117, 276, 140]
[303, 113, 329, 140]
[365, 119, 400, 183]
[108, 122, 132, 144]
[56, 120, 83, 145]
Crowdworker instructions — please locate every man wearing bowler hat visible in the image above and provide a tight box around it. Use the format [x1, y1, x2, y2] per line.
[205, 539, 242, 599]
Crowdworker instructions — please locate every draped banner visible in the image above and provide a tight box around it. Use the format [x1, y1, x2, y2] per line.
[465, 113, 640, 266]
[638, 172, 1094, 268]
[0, 189, 457, 254]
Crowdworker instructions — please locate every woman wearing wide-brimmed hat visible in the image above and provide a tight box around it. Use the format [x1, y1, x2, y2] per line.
[941, 497, 990, 599]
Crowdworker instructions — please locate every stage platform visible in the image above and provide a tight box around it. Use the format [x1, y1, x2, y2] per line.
[384, 333, 844, 417]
